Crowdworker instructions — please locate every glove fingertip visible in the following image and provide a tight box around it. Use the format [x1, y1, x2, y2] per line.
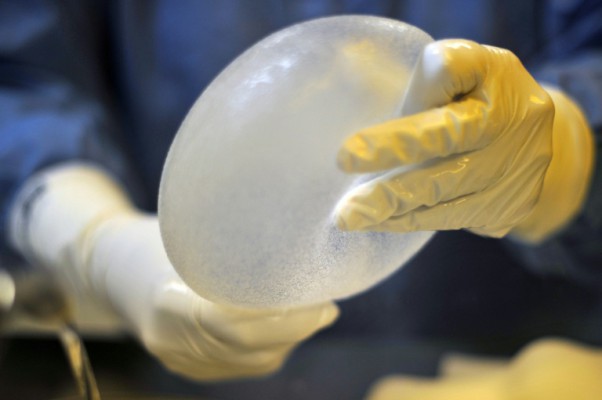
[320, 302, 340, 327]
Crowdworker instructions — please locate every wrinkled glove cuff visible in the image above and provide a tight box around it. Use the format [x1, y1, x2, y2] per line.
[511, 86, 595, 243]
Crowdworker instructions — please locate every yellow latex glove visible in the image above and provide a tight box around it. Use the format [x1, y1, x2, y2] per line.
[336, 40, 594, 243]
[9, 163, 339, 381]
[367, 338, 602, 400]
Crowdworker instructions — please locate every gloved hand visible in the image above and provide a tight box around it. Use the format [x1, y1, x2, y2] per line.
[366, 338, 602, 400]
[9, 163, 339, 380]
[336, 39, 594, 243]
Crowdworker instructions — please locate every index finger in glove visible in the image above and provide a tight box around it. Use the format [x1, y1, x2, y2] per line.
[337, 40, 500, 173]
[337, 97, 490, 173]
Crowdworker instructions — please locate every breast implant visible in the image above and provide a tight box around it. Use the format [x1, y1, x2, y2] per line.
[159, 16, 434, 308]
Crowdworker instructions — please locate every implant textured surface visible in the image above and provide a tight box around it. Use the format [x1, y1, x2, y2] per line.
[159, 16, 434, 308]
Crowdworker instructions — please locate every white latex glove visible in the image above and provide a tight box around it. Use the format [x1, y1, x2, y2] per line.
[366, 338, 602, 400]
[9, 163, 339, 380]
[335, 39, 595, 243]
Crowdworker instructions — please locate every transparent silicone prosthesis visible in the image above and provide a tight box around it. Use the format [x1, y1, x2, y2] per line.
[159, 16, 434, 308]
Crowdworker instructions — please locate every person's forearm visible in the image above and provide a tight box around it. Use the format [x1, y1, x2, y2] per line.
[7, 163, 134, 333]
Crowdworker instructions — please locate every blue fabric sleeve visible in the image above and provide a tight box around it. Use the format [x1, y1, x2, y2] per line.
[0, 1, 142, 252]
[504, 51, 602, 288]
